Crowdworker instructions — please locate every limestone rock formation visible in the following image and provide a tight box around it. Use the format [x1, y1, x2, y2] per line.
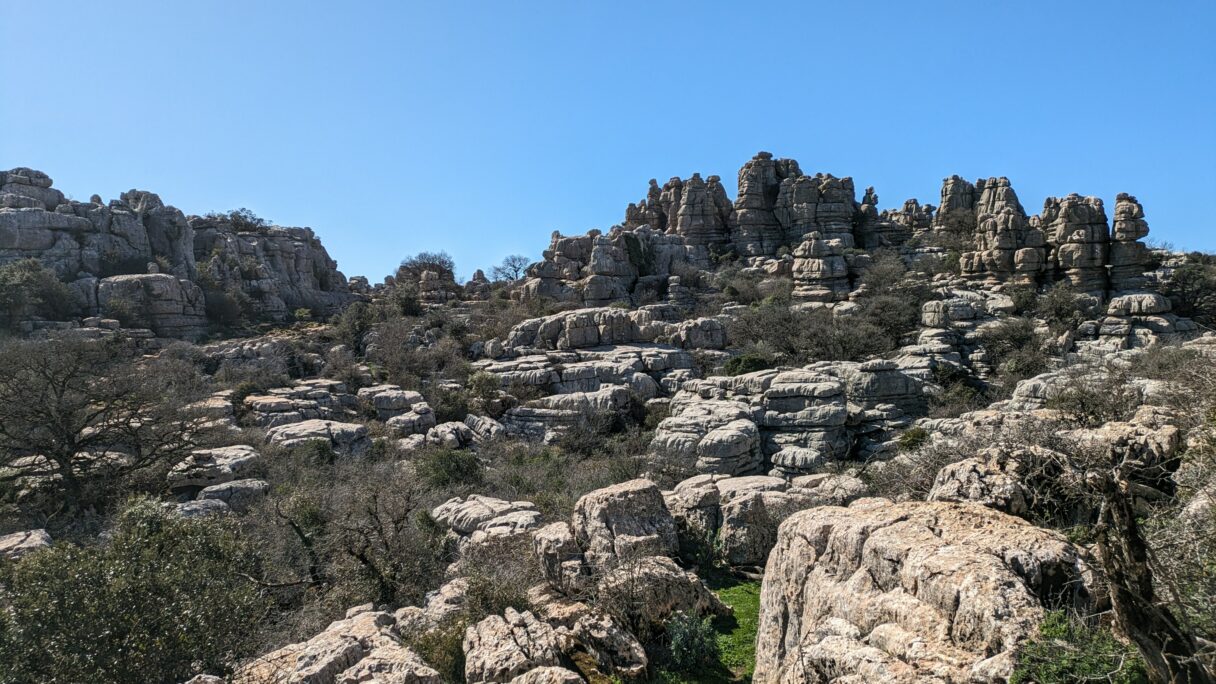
[753, 499, 1095, 683]
[0, 168, 354, 335]
[462, 609, 563, 684]
[265, 419, 371, 455]
[791, 232, 850, 302]
[664, 473, 867, 568]
[571, 478, 678, 572]
[232, 608, 440, 684]
[734, 152, 803, 256]
[1042, 193, 1110, 294]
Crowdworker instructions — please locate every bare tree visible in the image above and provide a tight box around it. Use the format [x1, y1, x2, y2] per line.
[490, 254, 531, 282]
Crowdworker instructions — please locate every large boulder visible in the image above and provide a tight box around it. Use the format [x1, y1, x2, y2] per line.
[571, 479, 678, 573]
[753, 499, 1095, 683]
[0, 529, 51, 561]
[266, 419, 371, 455]
[664, 474, 867, 568]
[462, 608, 563, 683]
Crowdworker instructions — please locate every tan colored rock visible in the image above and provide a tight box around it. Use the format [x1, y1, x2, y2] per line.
[462, 609, 563, 684]
[754, 499, 1095, 683]
[571, 479, 678, 572]
[0, 528, 51, 561]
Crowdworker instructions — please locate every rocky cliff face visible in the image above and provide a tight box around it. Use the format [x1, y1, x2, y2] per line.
[515, 152, 1165, 308]
[0, 168, 355, 337]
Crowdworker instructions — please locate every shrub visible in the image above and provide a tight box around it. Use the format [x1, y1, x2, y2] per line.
[897, 426, 929, 452]
[1010, 611, 1147, 684]
[1035, 284, 1098, 332]
[415, 447, 483, 488]
[467, 371, 501, 404]
[0, 499, 267, 683]
[405, 618, 466, 683]
[723, 353, 773, 376]
[0, 258, 74, 329]
[1162, 262, 1216, 325]
[665, 611, 721, 673]
[102, 294, 141, 327]
[293, 307, 313, 322]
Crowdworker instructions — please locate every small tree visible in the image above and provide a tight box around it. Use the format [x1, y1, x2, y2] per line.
[0, 336, 209, 516]
[490, 254, 531, 282]
[397, 251, 456, 282]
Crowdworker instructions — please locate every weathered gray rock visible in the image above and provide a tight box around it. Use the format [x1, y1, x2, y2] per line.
[0, 529, 51, 561]
[462, 609, 563, 684]
[97, 273, 207, 340]
[571, 479, 678, 572]
[168, 445, 261, 490]
[198, 478, 270, 514]
[754, 499, 1095, 683]
[595, 555, 730, 631]
[665, 474, 867, 567]
[266, 419, 371, 455]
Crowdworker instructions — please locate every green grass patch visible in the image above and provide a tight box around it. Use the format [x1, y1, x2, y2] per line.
[645, 573, 760, 683]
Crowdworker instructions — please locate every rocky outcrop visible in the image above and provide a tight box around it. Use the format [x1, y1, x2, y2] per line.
[232, 607, 440, 684]
[0, 168, 354, 336]
[97, 273, 208, 339]
[190, 213, 354, 320]
[754, 499, 1095, 683]
[433, 495, 542, 550]
[265, 419, 371, 455]
[571, 479, 678, 573]
[462, 609, 564, 683]
[1109, 193, 1152, 293]
[791, 232, 850, 303]
[168, 445, 261, 492]
[1042, 193, 1110, 294]
[733, 152, 804, 256]
[664, 474, 867, 568]
[654, 362, 924, 476]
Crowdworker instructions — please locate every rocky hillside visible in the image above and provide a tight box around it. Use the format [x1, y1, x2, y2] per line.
[0, 167, 356, 339]
[2, 152, 1214, 683]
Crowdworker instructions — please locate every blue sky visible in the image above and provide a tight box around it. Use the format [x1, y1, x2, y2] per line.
[3, 1, 1214, 282]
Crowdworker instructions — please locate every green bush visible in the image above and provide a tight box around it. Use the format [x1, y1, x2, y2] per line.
[666, 612, 721, 673]
[1011, 611, 1147, 684]
[723, 353, 773, 376]
[0, 499, 267, 683]
[415, 447, 483, 488]
[0, 258, 74, 329]
[897, 426, 930, 452]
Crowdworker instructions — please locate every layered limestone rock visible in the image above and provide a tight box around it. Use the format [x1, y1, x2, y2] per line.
[516, 226, 705, 307]
[97, 273, 207, 339]
[0, 168, 354, 333]
[663, 474, 867, 568]
[655, 363, 923, 476]
[242, 379, 360, 428]
[791, 232, 850, 303]
[774, 173, 858, 248]
[733, 152, 803, 256]
[499, 305, 725, 353]
[433, 495, 542, 550]
[753, 499, 1095, 683]
[265, 419, 371, 455]
[1041, 193, 1110, 294]
[231, 607, 440, 684]
[190, 214, 353, 320]
[462, 609, 564, 683]
[1109, 193, 1152, 292]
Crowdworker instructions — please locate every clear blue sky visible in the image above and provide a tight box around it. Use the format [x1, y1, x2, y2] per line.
[3, 1, 1214, 282]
